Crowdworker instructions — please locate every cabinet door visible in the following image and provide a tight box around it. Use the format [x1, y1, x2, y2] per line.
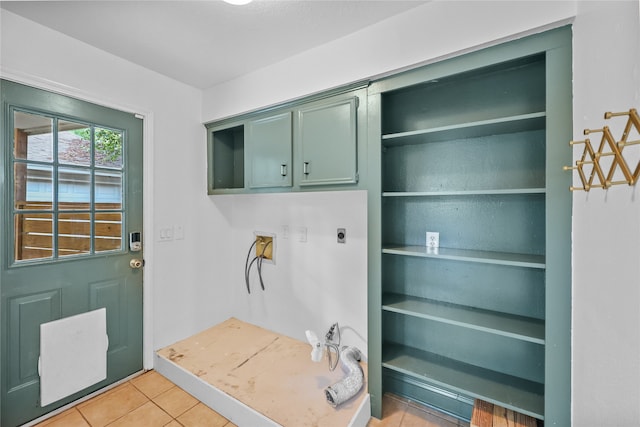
[247, 112, 292, 188]
[298, 97, 358, 186]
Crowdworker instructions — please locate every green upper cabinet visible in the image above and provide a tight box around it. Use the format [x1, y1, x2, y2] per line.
[247, 112, 292, 189]
[205, 82, 367, 195]
[297, 96, 358, 187]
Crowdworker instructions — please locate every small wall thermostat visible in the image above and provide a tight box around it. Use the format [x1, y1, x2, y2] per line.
[129, 232, 142, 252]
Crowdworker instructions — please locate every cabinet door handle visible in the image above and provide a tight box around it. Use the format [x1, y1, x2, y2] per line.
[281, 164, 287, 177]
[303, 161, 310, 176]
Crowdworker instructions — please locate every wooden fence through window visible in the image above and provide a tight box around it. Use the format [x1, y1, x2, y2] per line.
[14, 202, 122, 260]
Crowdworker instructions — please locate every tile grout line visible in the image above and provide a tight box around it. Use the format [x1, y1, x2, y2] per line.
[75, 406, 92, 427]
[154, 389, 198, 421]
[147, 399, 178, 426]
[99, 380, 151, 427]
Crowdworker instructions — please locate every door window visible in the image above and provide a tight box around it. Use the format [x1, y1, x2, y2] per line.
[12, 110, 125, 262]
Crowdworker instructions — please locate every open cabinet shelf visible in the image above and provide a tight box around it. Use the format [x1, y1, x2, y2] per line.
[382, 293, 545, 344]
[382, 246, 545, 269]
[381, 112, 546, 146]
[382, 188, 546, 197]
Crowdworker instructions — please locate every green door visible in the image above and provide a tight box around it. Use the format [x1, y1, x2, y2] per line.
[0, 80, 144, 427]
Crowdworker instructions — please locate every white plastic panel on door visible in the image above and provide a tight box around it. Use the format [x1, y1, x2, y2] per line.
[39, 308, 109, 407]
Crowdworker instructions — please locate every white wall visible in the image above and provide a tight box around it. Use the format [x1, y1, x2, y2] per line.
[572, 1, 640, 425]
[202, 1, 640, 425]
[224, 191, 368, 351]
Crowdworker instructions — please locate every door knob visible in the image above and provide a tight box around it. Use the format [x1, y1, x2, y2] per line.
[129, 259, 144, 269]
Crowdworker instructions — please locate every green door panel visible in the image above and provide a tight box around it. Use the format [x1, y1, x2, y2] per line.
[247, 112, 292, 188]
[298, 97, 358, 186]
[1, 79, 144, 427]
[7, 291, 62, 389]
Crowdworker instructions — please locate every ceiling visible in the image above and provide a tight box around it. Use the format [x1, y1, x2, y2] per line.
[1, 0, 428, 89]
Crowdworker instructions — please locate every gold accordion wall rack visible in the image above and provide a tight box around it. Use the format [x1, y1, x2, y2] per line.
[565, 108, 640, 191]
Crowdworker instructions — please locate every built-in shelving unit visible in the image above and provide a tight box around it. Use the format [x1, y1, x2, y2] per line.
[367, 27, 572, 425]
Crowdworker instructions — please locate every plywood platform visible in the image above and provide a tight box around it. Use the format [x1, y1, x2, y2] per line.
[155, 317, 370, 427]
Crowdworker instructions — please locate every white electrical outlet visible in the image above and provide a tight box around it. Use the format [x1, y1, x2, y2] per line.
[426, 232, 439, 249]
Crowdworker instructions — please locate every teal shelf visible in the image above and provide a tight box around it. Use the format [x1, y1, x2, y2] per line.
[382, 246, 545, 269]
[382, 112, 546, 146]
[382, 294, 544, 344]
[382, 344, 545, 420]
[382, 188, 546, 197]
